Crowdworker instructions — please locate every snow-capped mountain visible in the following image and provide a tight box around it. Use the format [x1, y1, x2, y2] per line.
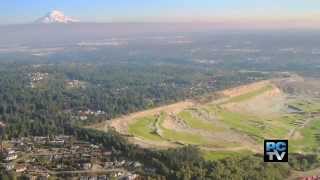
[35, 10, 79, 24]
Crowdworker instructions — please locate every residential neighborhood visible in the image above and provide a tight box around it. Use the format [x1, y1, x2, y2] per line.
[0, 136, 142, 179]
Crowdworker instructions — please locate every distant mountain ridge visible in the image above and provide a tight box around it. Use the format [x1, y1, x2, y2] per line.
[35, 10, 79, 24]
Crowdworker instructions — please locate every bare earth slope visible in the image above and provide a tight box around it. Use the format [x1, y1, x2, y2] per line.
[90, 101, 194, 134]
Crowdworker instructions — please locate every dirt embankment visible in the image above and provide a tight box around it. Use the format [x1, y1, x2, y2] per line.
[86, 79, 291, 152]
[90, 101, 194, 134]
[91, 80, 279, 135]
[224, 84, 286, 117]
[221, 80, 270, 98]
[275, 76, 320, 97]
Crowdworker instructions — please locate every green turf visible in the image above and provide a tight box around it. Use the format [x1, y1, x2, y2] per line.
[202, 150, 252, 161]
[157, 113, 209, 145]
[161, 128, 208, 145]
[202, 84, 298, 141]
[290, 118, 320, 153]
[128, 82, 320, 156]
[206, 105, 292, 141]
[128, 116, 164, 141]
[129, 112, 213, 145]
[178, 110, 222, 132]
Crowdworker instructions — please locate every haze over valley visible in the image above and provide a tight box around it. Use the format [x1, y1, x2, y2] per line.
[1, 2, 320, 179]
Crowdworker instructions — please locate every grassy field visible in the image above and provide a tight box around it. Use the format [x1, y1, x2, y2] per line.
[128, 113, 210, 145]
[205, 105, 292, 141]
[285, 99, 320, 153]
[290, 118, 320, 153]
[124, 80, 320, 158]
[157, 113, 210, 145]
[128, 116, 164, 141]
[178, 110, 222, 132]
[128, 82, 294, 147]
[221, 85, 274, 105]
[202, 150, 252, 161]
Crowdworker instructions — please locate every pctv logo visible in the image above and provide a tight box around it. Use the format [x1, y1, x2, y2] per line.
[264, 140, 288, 162]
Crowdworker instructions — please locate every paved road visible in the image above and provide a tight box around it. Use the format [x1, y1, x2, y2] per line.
[48, 168, 125, 175]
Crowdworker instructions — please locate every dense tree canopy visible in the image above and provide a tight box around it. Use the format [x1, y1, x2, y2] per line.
[0, 62, 297, 179]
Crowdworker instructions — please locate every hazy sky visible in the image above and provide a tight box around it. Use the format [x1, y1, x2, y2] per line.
[1, 0, 320, 25]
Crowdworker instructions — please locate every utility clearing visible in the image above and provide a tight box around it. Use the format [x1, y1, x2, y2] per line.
[91, 76, 320, 160]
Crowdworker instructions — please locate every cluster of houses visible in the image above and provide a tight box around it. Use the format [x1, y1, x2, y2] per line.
[29, 72, 49, 82]
[28, 72, 49, 88]
[65, 80, 87, 89]
[79, 172, 139, 180]
[299, 175, 320, 180]
[1, 136, 141, 179]
[28, 71, 88, 90]
[74, 109, 106, 121]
